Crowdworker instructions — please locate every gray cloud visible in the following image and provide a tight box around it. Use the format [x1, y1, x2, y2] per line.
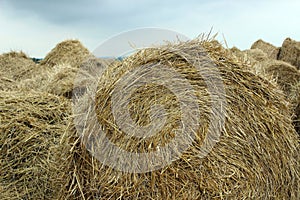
[1, 0, 300, 57]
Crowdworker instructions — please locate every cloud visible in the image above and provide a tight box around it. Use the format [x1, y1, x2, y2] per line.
[1, 0, 300, 57]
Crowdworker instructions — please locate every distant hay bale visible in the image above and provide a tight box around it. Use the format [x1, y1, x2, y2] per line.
[58, 39, 300, 199]
[251, 39, 280, 59]
[0, 91, 70, 200]
[278, 38, 300, 69]
[0, 51, 39, 90]
[20, 56, 111, 98]
[40, 40, 91, 68]
[230, 47, 268, 67]
[244, 49, 268, 62]
[253, 60, 300, 95]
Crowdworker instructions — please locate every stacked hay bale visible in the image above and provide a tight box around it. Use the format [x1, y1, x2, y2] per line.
[0, 91, 71, 200]
[0, 51, 39, 90]
[278, 38, 300, 69]
[57, 39, 299, 199]
[251, 39, 280, 59]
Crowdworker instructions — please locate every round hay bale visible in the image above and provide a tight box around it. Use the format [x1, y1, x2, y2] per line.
[251, 39, 280, 59]
[58, 39, 300, 199]
[230, 48, 268, 66]
[252, 60, 300, 96]
[278, 37, 300, 70]
[40, 40, 91, 68]
[0, 51, 39, 90]
[291, 81, 300, 134]
[244, 49, 268, 62]
[251, 60, 300, 135]
[20, 56, 111, 99]
[0, 91, 71, 199]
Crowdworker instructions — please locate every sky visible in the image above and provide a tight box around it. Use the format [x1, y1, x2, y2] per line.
[0, 0, 300, 58]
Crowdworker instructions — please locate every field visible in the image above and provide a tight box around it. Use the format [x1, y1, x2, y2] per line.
[0, 37, 299, 199]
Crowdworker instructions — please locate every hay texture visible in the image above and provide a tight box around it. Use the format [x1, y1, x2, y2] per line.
[251, 60, 300, 134]
[251, 39, 280, 59]
[231, 47, 268, 65]
[0, 51, 39, 90]
[40, 40, 91, 68]
[291, 81, 300, 134]
[278, 37, 300, 69]
[0, 91, 70, 200]
[252, 60, 300, 95]
[21, 56, 111, 98]
[58, 39, 300, 199]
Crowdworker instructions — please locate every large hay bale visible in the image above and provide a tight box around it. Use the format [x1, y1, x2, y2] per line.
[291, 81, 300, 134]
[251, 60, 300, 134]
[278, 37, 300, 69]
[58, 39, 300, 199]
[0, 91, 70, 199]
[40, 40, 91, 68]
[251, 39, 280, 59]
[0, 51, 39, 90]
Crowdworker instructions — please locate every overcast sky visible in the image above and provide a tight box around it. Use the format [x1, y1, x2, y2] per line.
[1, 0, 300, 57]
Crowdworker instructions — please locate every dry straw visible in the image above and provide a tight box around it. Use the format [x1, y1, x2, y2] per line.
[251, 39, 280, 59]
[40, 39, 91, 68]
[0, 51, 39, 90]
[20, 56, 112, 98]
[20, 40, 113, 99]
[278, 38, 300, 69]
[250, 59, 300, 135]
[57, 38, 300, 199]
[230, 47, 268, 66]
[0, 91, 71, 200]
[291, 81, 300, 134]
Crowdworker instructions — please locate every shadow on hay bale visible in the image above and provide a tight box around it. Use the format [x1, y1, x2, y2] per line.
[0, 91, 70, 200]
[56, 39, 300, 199]
[0, 51, 40, 90]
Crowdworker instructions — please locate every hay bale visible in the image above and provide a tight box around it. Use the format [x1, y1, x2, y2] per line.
[230, 47, 268, 66]
[244, 49, 268, 62]
[0, 91, 70, 199]
[0, 51, 39, 90]
[251, 60, 300, 134]
[278, 38, 300, 69]
[58, 39, 300, 199]
[291, 81, 300, 134]
[40, 40, 91, 68]
[251, 39, 280, 59]
[20, 56, 112, 98]
[252, 60, 300, 95]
